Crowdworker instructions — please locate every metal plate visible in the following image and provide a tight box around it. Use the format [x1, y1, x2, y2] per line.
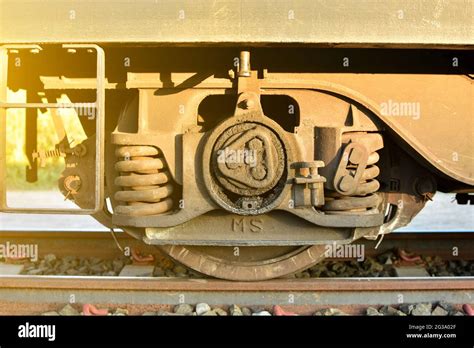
[145, 210, 353, 246]
[0, 0, 472, 47]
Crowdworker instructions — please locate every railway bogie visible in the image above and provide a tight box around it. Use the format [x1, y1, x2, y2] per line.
[1, 2, 473, 280]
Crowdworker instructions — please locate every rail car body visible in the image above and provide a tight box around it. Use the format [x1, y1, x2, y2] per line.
[0, 0, 473, 280]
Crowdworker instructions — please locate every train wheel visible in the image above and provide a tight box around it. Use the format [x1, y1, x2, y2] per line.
[158, 244, 328, 281]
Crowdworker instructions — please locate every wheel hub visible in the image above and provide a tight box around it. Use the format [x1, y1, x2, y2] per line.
[203, 114, 288, 215]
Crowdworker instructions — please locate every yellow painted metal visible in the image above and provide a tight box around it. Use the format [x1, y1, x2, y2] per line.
[0, 0, 473, 47]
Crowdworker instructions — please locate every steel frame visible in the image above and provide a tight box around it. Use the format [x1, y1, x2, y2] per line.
[0, 44, 105, 214]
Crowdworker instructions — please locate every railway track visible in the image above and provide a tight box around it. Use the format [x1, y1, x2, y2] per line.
[0, 231, 473, 315]
[1, 231, 473, 260]
[0, 276, 472, 315]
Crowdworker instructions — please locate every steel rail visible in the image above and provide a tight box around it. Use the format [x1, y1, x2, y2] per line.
[0, 231, 472, 310]
[0, 276, 473, 309]
[0, 275, 473, 291]
[0, 231, 472, 259]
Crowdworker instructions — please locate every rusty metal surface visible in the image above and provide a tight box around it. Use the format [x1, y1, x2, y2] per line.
[203, 111, 289, 216]
[0, 0, 473, 47]
[0, 230, 473, 260]
[264, 74, 474, 186]
[112, 64, 398, 232]
[1, 276, 474, 292]
[110, 71, 474, 187]
[111, 53, 394, 280]
[15, 54, 473, 188]
[0, 275, 473, 310]
[2, 43, 472, 280]
[144, 211, 353, 246]
[160, 244, 328, 281]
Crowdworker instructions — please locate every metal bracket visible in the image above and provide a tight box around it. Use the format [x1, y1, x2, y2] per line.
[291, 161, 326, 207]
[0, 44, 105, 214]
[333, 142, 368, 196]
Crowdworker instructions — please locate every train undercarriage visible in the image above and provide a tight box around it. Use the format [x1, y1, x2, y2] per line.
[1, 45, 473, 280]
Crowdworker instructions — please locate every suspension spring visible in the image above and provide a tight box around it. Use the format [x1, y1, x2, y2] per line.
[114, 145, 174, 216]
[323, 133, 383, 214]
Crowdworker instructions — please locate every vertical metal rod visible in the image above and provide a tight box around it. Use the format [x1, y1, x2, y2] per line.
[138, 89, 149, 132]
[93, 45, 106, 213]
[238, 51, 251, 77]
[0, 48, 8, 208]
[25, 91, 38, 182]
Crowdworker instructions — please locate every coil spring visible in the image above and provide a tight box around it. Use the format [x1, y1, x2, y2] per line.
[114, 145, 174, 216]
[32, 148, 65, 167]
[323, 137, 382, 214]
